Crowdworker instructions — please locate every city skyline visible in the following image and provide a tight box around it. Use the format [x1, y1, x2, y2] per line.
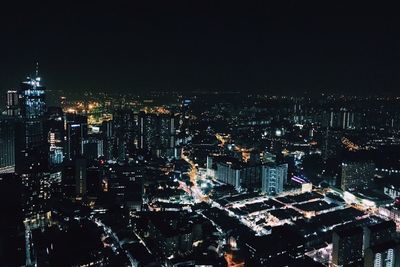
[2, 2, 400, 267]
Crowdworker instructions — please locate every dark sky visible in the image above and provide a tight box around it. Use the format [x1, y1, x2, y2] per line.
[0, 1, 399, 94]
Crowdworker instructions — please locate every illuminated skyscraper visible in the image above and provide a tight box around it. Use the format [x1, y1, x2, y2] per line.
[138, 111, 176, 156]
[65, 113, 88, 160]
[45, 107, 64, 165]
[5, 66, 47, 173]
[19, 73, 46, 149]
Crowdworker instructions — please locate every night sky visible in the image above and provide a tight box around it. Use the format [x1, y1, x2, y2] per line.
[0, 1, 398, 94]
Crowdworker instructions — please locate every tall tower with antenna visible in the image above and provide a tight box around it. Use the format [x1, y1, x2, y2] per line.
[18, 62, 46, 150]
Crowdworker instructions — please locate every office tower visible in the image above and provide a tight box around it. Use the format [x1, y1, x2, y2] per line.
[19, 74, 46, 149]
[75, 157, 87, 197]
[0, 116, 16, 173]
[6, 69, 48, 174]
[261, 164, 288, 196]
[332, 226, 364, 267]
[101, 119, 113, 160]
[45, 107, 65, 165]
[5, 90, 20, 116]
[65, 113, 88, 160]
[341, 161, 375, 191]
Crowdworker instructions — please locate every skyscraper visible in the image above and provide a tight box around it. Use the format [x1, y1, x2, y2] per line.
[138, 111, 176, 156]
[107, 109, 136, 162]
[101, 119, 113, 160]
[5, 90, 20, 116]
[19, 74, 46, 149]
[65, 113, 88, 161]
[45, 107, 65, 165]
[7, 68, 48, 174]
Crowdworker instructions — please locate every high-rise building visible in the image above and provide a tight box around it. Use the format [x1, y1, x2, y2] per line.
[21, 171, 52, 226]
[139, 111, 159, 150]
[111, 109, 136, 162]
[332, 226, 364, 267]
[101, 119, 113, 160]
[364, 220, 396, 250]
[214, 157, 262, 190]
[65, 113, 88, 161]
[341, 161, 375, 191]
[159, 113, 176, 149]
[0, 116, 17, 173]
[364, 241, 399, 267]
[45, 107, 64, 165]
[216, 159, 242, 189]
[5, 90, 20, 116]
[75, 157, 87, 197]
[261, 164, 288, 196]
[138, 112, 176, 155]
[86, 165, 102, 197]
[5, 69, 48, 174]
[19, 75, 46, 149]
[83, 136, 104, 160]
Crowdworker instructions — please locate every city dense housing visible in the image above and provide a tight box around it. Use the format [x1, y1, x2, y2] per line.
[2, 72, 400, 266]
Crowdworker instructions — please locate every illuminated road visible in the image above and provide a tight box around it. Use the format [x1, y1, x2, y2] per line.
[181, 148, 208, 202]
[91, 216, 138, 267]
